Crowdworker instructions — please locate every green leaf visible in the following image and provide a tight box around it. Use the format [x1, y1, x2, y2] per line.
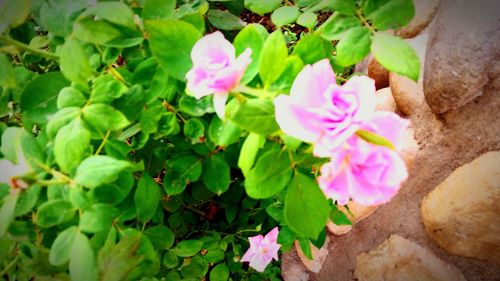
[80, 204, 118, 233]
[162, 250, 178, 268]
[39, 0, 88, 37]
[0, 191, 18, 236]
[0, 0, 30, 32]
[163, 155, 202, 195]
[208, 117, 241, 146]
[54, 119, 91, 173]
[326, 0, 356, 15]
[179, 95, 214, 117]
[331, 205, 352, 225]
[57, 87, 87, 109]
[82, 103, 130, 135]
[47, 107, 81, 140]
[0, 54, 15, 88]
[297, 11, 317, 29]
[59, 38, 93, 83]
[356, 129, 396, 150]
[181, 255, 208, 279]
[75, 156, 134, 189]
[49, 226, 78, 266]
[202, 154, 231, 195]
[277, 226, 295, 252]
[135, 173, 162, 222]
[335, 26, 372, 67]
[92, 171, 134, 205]
[228, 99, 280, 135]
[233, 24, 267, 85]
[89, 75, 128, 104]
[298, 238, 312, 259]
[284, 173, 329, 239]
[245, 148, 292, 199]
[142, 0, 176, 20]
[207, 9, 246, 30]
[37, 199, 75, 228]
[244, 0, 281, 15]
[146, 19, 202, 81]
[0, 126, 23, 163]
[293, 34, 332, 64]
[360, 0, 415, 30]
[210, 263, 229, 281]
[371, 33, 420, 81]
[144, 225, 175, 250]
[98, 231, 143, 281]
[316, 13, 361, 41]
[174, 239, 203, 257]
[237, 133, 265, 176]
[80, 2, 136, 30]
[20, 72, 70, 129]
[271, 6, 301, 27]
[70, 232, 98, 281]
[14, 185, 41, 216]
[269, 55, 304, 92]
[72, 17, 122, 45]
[183, 118, 205, 144]
[259, 30, 287, 86]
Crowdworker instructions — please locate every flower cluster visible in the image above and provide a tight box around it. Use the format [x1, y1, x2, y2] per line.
[274, 59, 409, 206]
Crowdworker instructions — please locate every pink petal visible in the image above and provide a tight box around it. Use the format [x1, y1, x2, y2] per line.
[265, 227, 279, 243]
[362, 112, 410, 151]
[289, 59, 335, 108]
[191, 31, 235, 69]
[318, 158, 351, 205]
[274, 95, 322, 143]
[249, 254, 271, 272]
[186, 67, 214, 99]
[341, 76, 376, 122]
[213, 93, 228, 120]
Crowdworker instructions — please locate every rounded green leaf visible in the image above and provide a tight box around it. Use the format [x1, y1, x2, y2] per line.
[228, 99, 280, 135]
[80, 204, 118, 233]
[54, 119, 91, 173]
[82, 104, 130, 134]
[162, 250, 179, 268]
[259, 30, 287, 86]
[57, 87, 87, 109]
[244, 0, 281, 15]
[146, 19, 202, 81]
[316, 14, 361, 41]
[145, 225, 175, 250]
[233, 24, 267, 85]
[183, 118, 205, 144]
[237, 133, 265, 176]
[284, 173, 329, 240]
[271, 6, 300, 27]
[163, 155, 202, 195]
[70, 232, 98, 281]
[202, 154, 231, 195]
[335, 26, 372, 67]
[292, 34, 333, 64]
[372, 32, 420, 82]
[207, 9, 247, 30]
[297, 11, 317, 29]
[208, 117, 241, 146]
[37, 199, 75, 228]
[360, 0, 415, 30]
[135, 173, 161, 222]
[245, 148, 293, 199]
[174, 239, 203, 257]
[59, 38, 93, 84]
[210, 263, 229, 281]
[75, 156, 134, 189]
[49, 226, 78, 266]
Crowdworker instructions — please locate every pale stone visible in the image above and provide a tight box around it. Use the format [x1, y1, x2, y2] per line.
[390, 33, 428, 116]
[395, 0, 440, 38]
[423, 0, 500, 114]
[375, 87, 396, 112]
[421, 151, 500, 265]
[327, 201, 379, 236]
[295, 236, 330, 273]
[355, 235, 467, 281]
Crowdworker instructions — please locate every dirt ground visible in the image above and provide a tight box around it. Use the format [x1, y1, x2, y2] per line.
[283, 83, 500, 280]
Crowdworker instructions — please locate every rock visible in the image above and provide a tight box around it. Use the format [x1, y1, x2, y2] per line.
[395, 0, 440, 38]
[375, 87, 396, 112]
[399, 126, 418, 171]
[355, 235, 467, 281]
[390, 33, 428, 116]
[369, 58, 389, 90]
[423, 0, 500, 114]
[281, 249, 310, 281]
[421, 151, 500, 265]
[327, 201, 379, 235]
[295, 236, 330, 273]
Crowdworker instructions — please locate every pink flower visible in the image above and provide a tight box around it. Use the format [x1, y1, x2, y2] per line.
[186, 31, 252, 119]
[241, 227, 281, 272]
[273, 59, 376, 157]
[317, 113, 410, 205]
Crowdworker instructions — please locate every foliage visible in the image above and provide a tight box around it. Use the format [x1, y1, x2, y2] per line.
[0, 0, 418, 280]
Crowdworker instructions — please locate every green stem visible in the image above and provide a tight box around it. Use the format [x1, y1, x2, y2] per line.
[356, 10, 375, 34]
[95, 130, 111, 155]
[0, 35, 59, 61]
[234, 85, 274, 98]
[0, 254, 20, 276]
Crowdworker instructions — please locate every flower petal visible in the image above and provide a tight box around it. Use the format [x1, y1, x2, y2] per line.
[191, 31, 235, 69]
[341, 75, 376, 122]
[362, 112, 410, 151]
[213, 93, 229, 120]
[289, 59, 335, 108]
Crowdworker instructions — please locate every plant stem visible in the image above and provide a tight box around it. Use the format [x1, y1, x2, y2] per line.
[95, 130, 111, 155]
[0, 255, 20, 276]
[234, 85, 274, 98]
[0, 35, 59, 61]
[356, 10, 376, 34]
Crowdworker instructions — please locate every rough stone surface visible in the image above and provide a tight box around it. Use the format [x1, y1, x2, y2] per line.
[375, 87, 396, 112]
[390, 33, 428, 116]
[395, 0, 440, 39]
[423, 0, 500, 114]
[368, 58, 389, 90]
[295, 236, 330, 273]
[422, 151, 500, 265]
[282, 246, 310, 281]
[355, 235, 467, 281]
